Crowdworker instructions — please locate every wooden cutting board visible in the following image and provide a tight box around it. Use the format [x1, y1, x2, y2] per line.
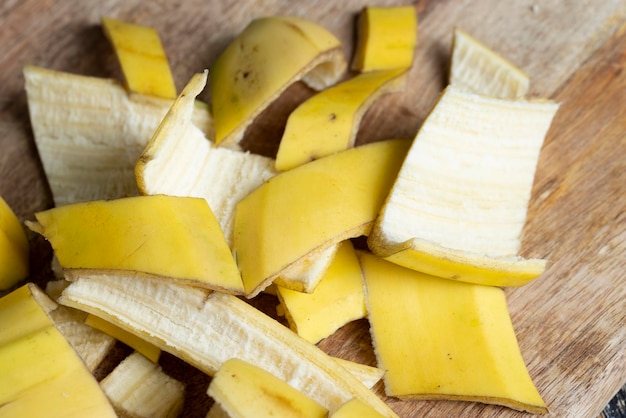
[1, 1, 624, 417]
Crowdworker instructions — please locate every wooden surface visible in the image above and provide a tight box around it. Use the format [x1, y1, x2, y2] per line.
[1, 0, 625, 417]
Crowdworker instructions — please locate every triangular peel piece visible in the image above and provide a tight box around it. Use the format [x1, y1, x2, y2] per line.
[234, 139, 411, 297]
[359, 252, 548, 414]
[210, 15, 346, 149]
[369, 86, 559, 286]
[23, 65, 212, 206]
[58, 274, 398, 417]
[450, 28, 529, 99]
[27, 194, 243, 294]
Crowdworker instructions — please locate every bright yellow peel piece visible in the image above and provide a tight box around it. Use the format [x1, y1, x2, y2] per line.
[102, 17, 177, 99]
[210, 15, 346, 148]
[352, 6, 418, 72]
[359, 252, 548, 414]
[27, 195, 243, 294]
[234, 139, 410, 297]
[275, 69, 407, 171]
[0, 196, 29, 291]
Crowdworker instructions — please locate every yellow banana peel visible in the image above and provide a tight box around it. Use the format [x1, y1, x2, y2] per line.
[0, 284, 116, 417]
[27, 194, 243, 294]
[0, 196, 29, 290]
[359, 251, 547, 414]
[234, 138, 410, 297]
[352, 6, 417, 72]
[102, 17, 177, 99]
[275, 69, 407, 171]
[276, 240, 366, 344]
[331, 398, 387, 418]
[208, 358, 328, 418]
[210, 16, 346, 148]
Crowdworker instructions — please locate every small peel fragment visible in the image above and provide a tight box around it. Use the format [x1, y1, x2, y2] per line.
[275, 69, 407, 171]
[207, 358, 328, 418]
[352, 6, 418, 72]
[210, 15, 347, 149]
[27, 194, 243, 294]
[450, 28, 530, 99]
[58, 274, 398, 417]
[368, 86, 559, 286]
[0, 196, 29, 290]
[102, 17, 178, 99]
[359, 252, 548, 414]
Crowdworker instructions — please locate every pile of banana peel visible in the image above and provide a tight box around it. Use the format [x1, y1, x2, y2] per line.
[0, 6, 561, 418]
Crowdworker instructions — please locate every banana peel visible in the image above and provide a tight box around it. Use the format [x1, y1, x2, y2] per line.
[234, 138, 410, 297]
[0, 283, 116, 417]
[210, 15, 346, 149]
[26, 194, 244, 294]
[0, 196, 29, 291]
[58, 273, 398, 417]
[450, 28, 529, 99]
[368, 86, 559, 286]
[23, 65, 212, 206]
[331, 398, 387, 418]
[208, 358, 328, 418]
[359, 251, 547, 414]
[352, 6, 417, 72]
[102, 17, 177, 99]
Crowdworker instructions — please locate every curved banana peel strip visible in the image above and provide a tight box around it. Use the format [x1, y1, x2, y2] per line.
[58, 274, 398, 417]
[275, 69, 407, 171]
[351, 6, 417, 72]
[210, 16, 347, 149]
[450, 28, 530, 99]
[0, 196, 29, 290]
[102, 17, 178, 100]
[0, 284, 116, 418]
[368, 86, 559, 287]
[208, 358, 328, 418]
[234, 139, 411, 297]
[23, 65, 212, 206]
[27, 195, 244, 294]
[359, 252, 548, 414]
[331, 398, 388, 418]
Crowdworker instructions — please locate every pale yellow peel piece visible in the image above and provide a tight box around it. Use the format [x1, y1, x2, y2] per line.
[58, 274, 398, 417]
[359, 252, 547, 414]
[450, 28, 530, 99]
[275, 69, 407, 171]
[102, 17, 177, 99]
[0, 284, 116, 418]
[352, 6, 418, 72]
[368, 86, 559, 286]
[234, 139, 411, 297]
[276, 240, 366, 344]
[23, 65, 212, 206]
[208, 358, 328, 418]
[211, 15, 346, 149]
[27, 195, 243, 294]
[0, 196, 29, 290]
[85, 314, 161, 363]
[100, 352, 185, 418]
[331, 398, 387, 418]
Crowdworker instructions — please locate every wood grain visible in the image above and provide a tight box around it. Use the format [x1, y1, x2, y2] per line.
[0, 1, 624, 417]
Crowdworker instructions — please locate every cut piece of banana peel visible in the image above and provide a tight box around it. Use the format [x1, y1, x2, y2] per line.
[58, 273, 398, 417]
[101, 17, 178, 100]
[359, 252, 548, 414]
[0, 284, 116, 417]
[208, 358, 328, 418]
[27, 194, 244, 294]
[275, 68, 407, 171]
[100, 351, 185, 418]
[368, 86, 559, 287]
[234, 138, 411, 297]
[23, 65, 212, 207]
[450, 27, 530, 99]
[210, 15, 347, 149]
[0, 196, 29, 291]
